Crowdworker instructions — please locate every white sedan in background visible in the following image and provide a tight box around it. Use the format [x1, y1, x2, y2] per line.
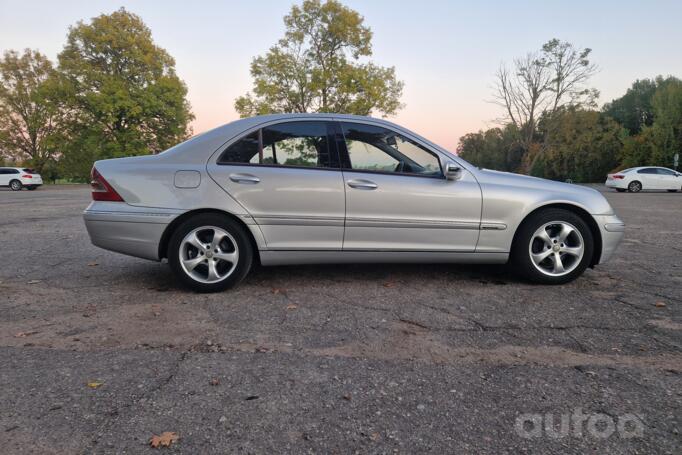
[606, 167, 681, 193]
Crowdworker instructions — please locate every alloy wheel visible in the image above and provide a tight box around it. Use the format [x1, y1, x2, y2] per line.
[528, 221, 584, 277]
[628, 181, 641, 192]
[10, 180, 21, 191]
[178, 226, 239, 283]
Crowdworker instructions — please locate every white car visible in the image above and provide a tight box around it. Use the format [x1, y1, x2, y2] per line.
[605, 166, 681, 193]
[0, 167, 43, 191]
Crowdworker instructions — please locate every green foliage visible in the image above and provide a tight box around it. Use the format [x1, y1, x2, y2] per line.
[0, 49, 65, 173]
[235, 0, 403, 117]
[56, 8, 193, 179]
[457, 124, 525, 172]
[538, 109, 624, 182]
[615, 77, 682, 169]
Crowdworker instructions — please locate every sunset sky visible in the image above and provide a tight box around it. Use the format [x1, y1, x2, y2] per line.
[2, 0, 681, 151]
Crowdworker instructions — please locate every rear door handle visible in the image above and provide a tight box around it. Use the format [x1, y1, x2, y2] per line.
[229, 173, 260, 184]
[347, 179, 378, 190]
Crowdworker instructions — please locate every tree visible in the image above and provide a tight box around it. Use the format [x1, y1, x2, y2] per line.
[457, 124, 524, 172]
[493, 39, 598, 147]
[57, 8, 193, 179]
[649, 78, 682, 166]
[235, 0, 403, 117]
[603, 78, 658, 135]
[535, 108, 624, 182]
[0, 49, 65, 173]
[614, 77, 682, 168]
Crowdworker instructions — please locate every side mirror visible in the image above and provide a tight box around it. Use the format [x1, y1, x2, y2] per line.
[444, 162, 462, 180]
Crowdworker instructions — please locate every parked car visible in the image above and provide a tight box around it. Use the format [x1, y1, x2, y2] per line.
[0, 167, 43, 190]
[84, 114, 625, 292]
[606, 166, 682, 193]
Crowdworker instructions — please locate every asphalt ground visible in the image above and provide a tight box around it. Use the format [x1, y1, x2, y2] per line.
[0, 184, 680, 454]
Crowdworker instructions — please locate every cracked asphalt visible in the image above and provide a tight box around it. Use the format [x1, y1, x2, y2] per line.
[0, 185, 680, 454]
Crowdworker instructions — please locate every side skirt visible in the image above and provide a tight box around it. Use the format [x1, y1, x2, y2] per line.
[259, 250, 509, 266]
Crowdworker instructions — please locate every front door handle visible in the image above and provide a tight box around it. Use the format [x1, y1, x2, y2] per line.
[229, 173, 260, 184]
[347, 179, 378, 190]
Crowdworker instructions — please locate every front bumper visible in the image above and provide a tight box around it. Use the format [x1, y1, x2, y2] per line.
[592, 214, 625, 263]
[83, 202, 183, 261]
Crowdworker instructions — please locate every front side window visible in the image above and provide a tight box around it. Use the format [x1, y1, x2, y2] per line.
[340, 122, 441, 176]
[218, 121, 337, 169]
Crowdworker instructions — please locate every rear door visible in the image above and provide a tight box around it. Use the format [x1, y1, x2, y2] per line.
[337, 121, 482, 252]
[636, 168, 659, 189]
[207, 120, 345, 250]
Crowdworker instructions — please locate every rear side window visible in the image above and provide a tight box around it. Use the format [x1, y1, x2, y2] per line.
[218, 121, 338, 169]
[656, 168, 676, 175]
[637, 168, 657, 174]
[22, 168, 36, 174]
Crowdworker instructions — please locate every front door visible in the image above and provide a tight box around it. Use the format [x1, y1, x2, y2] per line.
[337, 121, 482, 252]
[207, 120, 345, 250]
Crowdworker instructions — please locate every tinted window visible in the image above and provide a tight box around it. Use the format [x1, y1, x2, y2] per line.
[656, 168, 676, 175]
[341, 122, 441, 176]
[637, 168, 657, 174]
[218, 121, 337, 169]
[22, 168, 36, 174]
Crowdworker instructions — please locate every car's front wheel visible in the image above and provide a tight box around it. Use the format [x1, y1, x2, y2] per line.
[9, 180, 22, 191]
[511, 208, 594, 284]
[168, 213, 253, 292]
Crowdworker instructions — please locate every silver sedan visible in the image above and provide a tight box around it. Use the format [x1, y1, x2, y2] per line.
[83, 114, 625, 292]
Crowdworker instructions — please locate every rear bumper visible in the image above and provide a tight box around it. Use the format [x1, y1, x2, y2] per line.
[83, 202, 183, 261]
[604, 179, 626, 189]
[593, 214, 625, 263]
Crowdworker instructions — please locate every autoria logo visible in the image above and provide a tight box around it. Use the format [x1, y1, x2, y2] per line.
[514, 408, 644, 439]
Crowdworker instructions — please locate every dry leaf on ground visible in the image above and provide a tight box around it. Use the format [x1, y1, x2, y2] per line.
[655, 301, 666, 308]
[87, 381, 104, 389]
[87, 262, 98, 267]
[286, 304, 298, 310]
[150, 431, 179, 448]
[14, 331, 38, 338]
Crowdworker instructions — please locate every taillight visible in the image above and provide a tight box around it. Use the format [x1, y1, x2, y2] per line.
[22, 174, 32, 178]
[613, 174, 624, 179]
[90, 167, 124, 202]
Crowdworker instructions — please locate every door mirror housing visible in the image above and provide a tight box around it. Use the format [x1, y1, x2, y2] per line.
[444, 162, 462, 180]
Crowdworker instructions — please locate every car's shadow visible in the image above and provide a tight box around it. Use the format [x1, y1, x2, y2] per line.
[114, 261, 520, 292]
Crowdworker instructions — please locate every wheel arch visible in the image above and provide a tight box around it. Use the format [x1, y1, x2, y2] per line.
[511, 203, 602, 267]
[158, 208, 261, 264]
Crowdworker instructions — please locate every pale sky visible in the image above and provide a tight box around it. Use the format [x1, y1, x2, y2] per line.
[1, 0, 681, 151]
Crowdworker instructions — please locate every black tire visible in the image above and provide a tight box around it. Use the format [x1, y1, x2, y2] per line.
[511, 208, 594, 285]
[628, 181, 642, 193]
[667, 189, 677, 193]
[615, 188, 626, 193]
[9, 180, 22, 191]
[167, 213, 254, 292]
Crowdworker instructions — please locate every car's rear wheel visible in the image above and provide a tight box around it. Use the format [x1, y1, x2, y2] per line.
[9, 180, 22, 191]
[168, 214, 253, 292]
[615, 188, 626, 192]
[511, 208, 594, 284]
[628, 181, 642, 193]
